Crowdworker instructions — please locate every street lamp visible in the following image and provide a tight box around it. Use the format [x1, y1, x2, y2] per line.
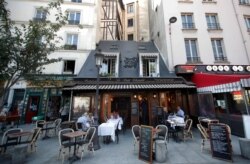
[94, 49, 104, 124]
[92, 49, 104, 150]
[169, 16, 177, 72]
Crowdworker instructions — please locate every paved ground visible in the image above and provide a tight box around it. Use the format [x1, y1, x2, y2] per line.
[0, 123, 250, 164]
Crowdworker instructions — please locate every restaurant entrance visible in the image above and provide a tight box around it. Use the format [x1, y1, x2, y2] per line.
[111, 96, 131, 128]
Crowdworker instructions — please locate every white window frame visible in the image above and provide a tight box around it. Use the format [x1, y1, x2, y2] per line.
[139, 53, 159, 77]
[99, 53, 119, 77]
[206, 13, 220, 30]
[35, 8, 46, 19]
[68, 11, 81, 25]
[244, 16, 250, 31]
[127, 3, 134, 13]
[66, 34, 78, 46]
[211, 39, 226, 61]
[185, 39, 199, 62]
[181, 13, 195, 29]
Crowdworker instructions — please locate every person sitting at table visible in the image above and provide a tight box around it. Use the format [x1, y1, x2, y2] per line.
[176, 105, 185, 118]
[110, 110, 119, 119]
[77, 112, 90, 132]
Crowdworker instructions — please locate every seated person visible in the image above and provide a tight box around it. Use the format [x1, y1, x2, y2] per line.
[176, 105, 185, 118]
[77, 112, 90, 131]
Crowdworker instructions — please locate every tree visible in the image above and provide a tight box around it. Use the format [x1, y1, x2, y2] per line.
[0, 0, 67, 108]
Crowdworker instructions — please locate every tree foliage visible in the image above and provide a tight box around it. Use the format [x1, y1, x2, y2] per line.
[0, 0, 67, 107]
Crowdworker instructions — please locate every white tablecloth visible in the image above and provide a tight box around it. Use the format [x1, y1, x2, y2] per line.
[98, 122, 116, 141]
[107, 117, 123, 130]
[167, 116, 185, 128]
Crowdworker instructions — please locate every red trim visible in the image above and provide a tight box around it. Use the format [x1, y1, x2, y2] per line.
[191, 73, 250, 88]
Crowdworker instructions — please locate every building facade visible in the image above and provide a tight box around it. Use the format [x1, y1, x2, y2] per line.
[123, 0, 150, 41]
[6, 0, 98, 123]
[148, 0, 250, 137]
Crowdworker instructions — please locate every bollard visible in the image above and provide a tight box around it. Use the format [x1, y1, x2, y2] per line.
[155, 140, 167, 163]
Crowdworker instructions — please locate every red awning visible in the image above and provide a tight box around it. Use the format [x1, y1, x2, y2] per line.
[192, 73, 250, 88]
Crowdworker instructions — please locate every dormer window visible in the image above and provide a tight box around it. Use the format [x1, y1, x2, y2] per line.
[99, 53, 119, 77]
[139, 53, 159, 77]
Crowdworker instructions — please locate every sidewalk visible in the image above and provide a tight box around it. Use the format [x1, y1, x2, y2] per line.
[1, 123, 250, 164]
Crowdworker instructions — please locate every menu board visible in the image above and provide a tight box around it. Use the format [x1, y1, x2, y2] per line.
[209, 123, 232, 162]
[139, 125, 153, 164]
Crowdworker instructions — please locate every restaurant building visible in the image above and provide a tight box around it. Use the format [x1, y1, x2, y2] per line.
[175, 64, 250, 137]
[63, 40, 196, 128]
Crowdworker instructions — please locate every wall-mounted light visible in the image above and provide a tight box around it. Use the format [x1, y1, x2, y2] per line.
[133, 94, 137, 99]
[153, 93, 157, 98]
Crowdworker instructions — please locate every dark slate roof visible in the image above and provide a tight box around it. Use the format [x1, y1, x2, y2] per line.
[77, 40, 175, 79]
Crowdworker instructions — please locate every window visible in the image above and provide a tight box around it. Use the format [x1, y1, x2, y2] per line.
[211, 39, 227, 61]
[185, 39, 200, 62]
[142, 58, 157, 77]
[63, 60, 75, 74]
[128, 18, 133, 27]
[71, 0, 82, 3]
[239, 0, 250, 5]
[139, 53, 159, 77]
[244, 16, 250, 31]
[181, 13, 195, 29]
[65, 34, 78, 50]
[68, 11, 80, 25]
[128, 34, 134, 40]
[206, 14, 221, 30]
[127, 3, 134, 13]
[34, 8, 46, 21]
[100, 56, 118, 77]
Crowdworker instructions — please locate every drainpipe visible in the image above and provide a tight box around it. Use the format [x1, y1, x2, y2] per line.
[231, 0, 250, 64]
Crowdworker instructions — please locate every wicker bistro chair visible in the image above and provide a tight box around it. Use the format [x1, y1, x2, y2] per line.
[58, 128, 75, 163]
[197, 124, 210, 152]
[19, 127, 42, 152]
[36, 120, 45, 138]
[77, 127, 96, 160]
[52, 118, 62, 136]
[1, 128, 23, 153]
[183, 119, 193, 141]
[131, 125, 141, 151]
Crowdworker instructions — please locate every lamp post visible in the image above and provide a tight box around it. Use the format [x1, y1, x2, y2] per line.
[92, 49, 104, 150]
[169, 16, 177, 72]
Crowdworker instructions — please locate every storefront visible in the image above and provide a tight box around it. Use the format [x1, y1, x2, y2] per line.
[175, 64, 250, 137]
[63, 77, 196, 128]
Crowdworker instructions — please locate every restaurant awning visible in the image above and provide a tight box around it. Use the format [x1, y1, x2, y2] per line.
[192, 73, 250, 93]
[63, 83, 195, 91]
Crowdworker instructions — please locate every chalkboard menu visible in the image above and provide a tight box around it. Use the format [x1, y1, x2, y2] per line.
[209, 123, 232, 162]
[139, 125, 153, 164]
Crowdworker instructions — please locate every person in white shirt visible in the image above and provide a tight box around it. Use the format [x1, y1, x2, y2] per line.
[77, 112, 90, 131]
[59, 100, 70, 122]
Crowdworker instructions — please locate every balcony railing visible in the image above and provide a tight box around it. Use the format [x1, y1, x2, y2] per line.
[187, 56, 201, 63]
[68, 20, 80, 25]
[207, 23, 221, 30]
[33, 17, 46, 22]
[214, 56, 228, 62]
[64, 44, 77, 50]
[182, 23, 196, 29]
[239, 1, 250, 5]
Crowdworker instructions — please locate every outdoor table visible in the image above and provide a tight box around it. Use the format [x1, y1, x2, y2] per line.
[63, 131, 87, 162]
[167, 119, 185, 142]
[98, 122, 116, 144]
[7, 131, 33, 143]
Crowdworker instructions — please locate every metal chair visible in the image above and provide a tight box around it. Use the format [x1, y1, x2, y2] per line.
[19, 127, 41, 152]
[183, 119, 193, 141]
[197, 124, 210, 152]
[77, 127, 96, 160]
[1, 128, 23, 152]
[58, 128, 74, 163]
[131, 125, 140, 150]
